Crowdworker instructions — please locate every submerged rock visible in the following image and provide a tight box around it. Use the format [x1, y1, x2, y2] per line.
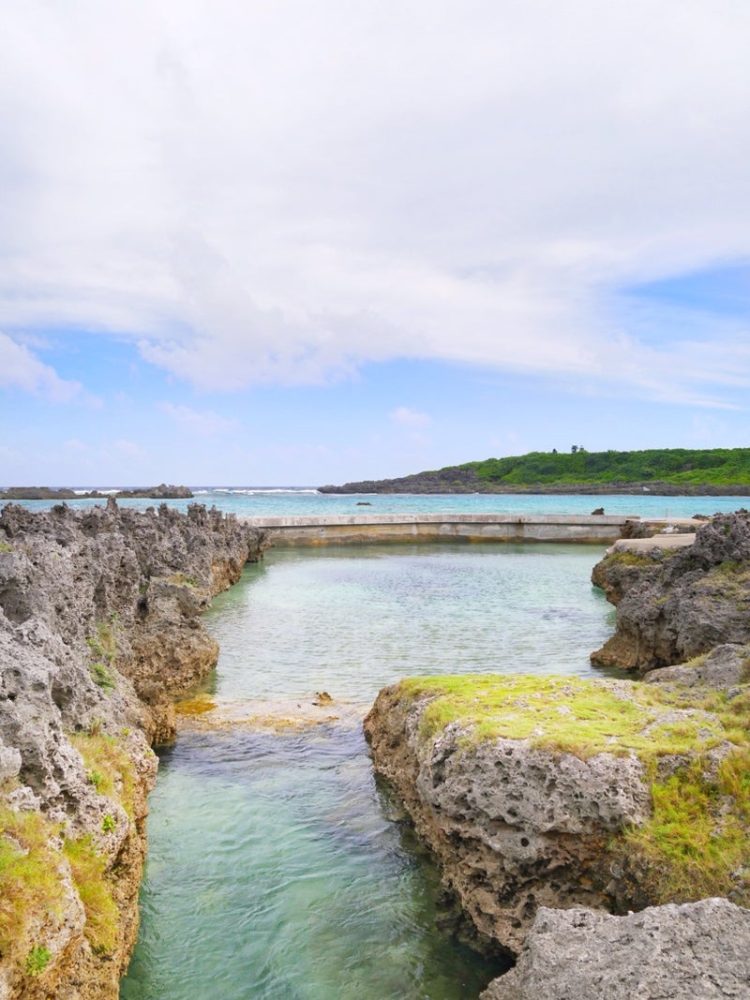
[0, 502, 266, 998]
[481, 898, 750, 1000]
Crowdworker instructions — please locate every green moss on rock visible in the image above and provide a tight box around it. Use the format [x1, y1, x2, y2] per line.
[396, 673, 750, 906]
[70, 732, 137, 818]
[0, 808, 63, 964]
[63, 836, 118, 955]
[399, 674, 737, 760]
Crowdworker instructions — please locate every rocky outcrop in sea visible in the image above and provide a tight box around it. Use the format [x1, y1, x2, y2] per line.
[0, 501, 265, 998]
[0, 485, 193, 501]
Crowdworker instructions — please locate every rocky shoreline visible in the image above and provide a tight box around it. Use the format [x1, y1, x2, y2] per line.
[320, 475, 750, 496]
[0, 485, 193, 501]
[0, 501, 266, 998]
[3, 502, 749, 998]
[366, 512, 750, 998]
[591, 511, 750, 672]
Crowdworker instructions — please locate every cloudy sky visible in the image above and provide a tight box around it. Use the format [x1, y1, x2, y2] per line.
[1, 0, 749, 485]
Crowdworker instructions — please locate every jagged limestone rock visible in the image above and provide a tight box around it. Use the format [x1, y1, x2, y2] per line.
[591, 511, 750, 672]
[0, 502, 266, 999]
[481, 898, 750, 1000]
[645, 643, 750, 691]
[365, 673, 750, 956]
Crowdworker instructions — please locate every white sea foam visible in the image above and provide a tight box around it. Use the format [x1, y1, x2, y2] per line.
[208, 488, 321, 495]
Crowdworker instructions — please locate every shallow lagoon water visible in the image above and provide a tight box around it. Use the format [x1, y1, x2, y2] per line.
[9, 487, 747, 520]
[208, 544, 615, 700]
[122, 544, 614, 1000]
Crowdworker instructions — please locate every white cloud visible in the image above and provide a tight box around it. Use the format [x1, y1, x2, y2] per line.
[1, 2, 750, 404]
[157, 401, 237, 437]
[0, 332, 82, 402]
[114, 439, 145, 458]
[63, 438, 89, 453]
[390, 406, 431, 428]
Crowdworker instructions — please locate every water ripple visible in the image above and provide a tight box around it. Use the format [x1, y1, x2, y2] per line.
[122, 544, 611, 1000]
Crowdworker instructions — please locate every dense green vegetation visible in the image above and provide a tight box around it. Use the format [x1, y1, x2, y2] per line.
[321, 447, 750, 493]
[466, 447, 750, 486]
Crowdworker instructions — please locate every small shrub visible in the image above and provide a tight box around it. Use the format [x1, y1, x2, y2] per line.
[101, 814, 116, 834]
[87, 769, 105, 792]
[0, 540, 11, 554]
[89, 663, 115, 691]
[86, 619, 118, 665]
[25, 944, 51, 976]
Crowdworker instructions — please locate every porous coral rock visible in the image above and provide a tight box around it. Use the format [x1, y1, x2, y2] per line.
[591, 511, 750, 672]
[365, 673, 750, 956]
[0, 501, 265, 998]
[480, 898, 750, 1000]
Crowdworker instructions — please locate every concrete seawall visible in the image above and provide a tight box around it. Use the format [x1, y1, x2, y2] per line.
[240, 513, 693, 547]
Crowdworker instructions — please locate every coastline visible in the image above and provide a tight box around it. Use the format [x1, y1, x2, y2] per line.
[319, 482, 750, 496]
[3, 501, 750, 998]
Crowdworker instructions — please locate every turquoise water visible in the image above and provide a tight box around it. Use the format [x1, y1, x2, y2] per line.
[5, 486, 747, 519]
[207, 544, 614, 700]
[122, 544, 614, 1000]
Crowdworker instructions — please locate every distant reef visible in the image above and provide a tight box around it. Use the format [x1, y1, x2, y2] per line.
[319, 447, 750, 495]
[0, 484, 193, 501]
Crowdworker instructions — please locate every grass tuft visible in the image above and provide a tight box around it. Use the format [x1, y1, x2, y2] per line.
[63, 836, 118, 955]
[0, 808, 62, 962]
[624, 749, 750, 902]
[86, 618, 118, 665]
[71, 733, 136, 818]
[25, 944, 51, 976]
[89, 662, 115, 691]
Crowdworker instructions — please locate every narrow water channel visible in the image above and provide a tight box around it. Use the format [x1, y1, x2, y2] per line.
[121, 544, 614, 999]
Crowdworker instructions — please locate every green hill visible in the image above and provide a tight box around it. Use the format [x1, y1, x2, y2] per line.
[319, 448, 750, 495]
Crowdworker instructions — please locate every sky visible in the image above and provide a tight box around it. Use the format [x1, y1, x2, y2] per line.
[1, 0, 750, 486]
